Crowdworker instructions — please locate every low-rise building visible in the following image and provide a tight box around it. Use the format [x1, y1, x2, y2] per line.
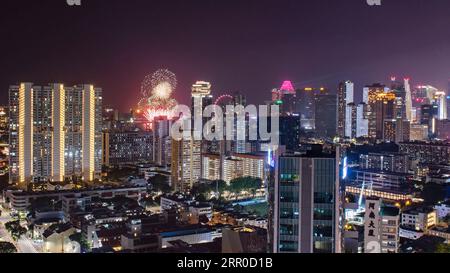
[434, 202, 450, 219]
[188, 203, 213, 222]
[3, 185, 147, 212]
[43, 223, 80, 253]
[359, 152, 410, 173]
[379, 206, 401, 253]
[401, 207, 437, 232]
[426, 226, 450, 243]
[222, 226, 267, 253]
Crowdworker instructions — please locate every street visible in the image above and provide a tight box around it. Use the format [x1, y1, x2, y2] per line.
[0, 205, 41, 253]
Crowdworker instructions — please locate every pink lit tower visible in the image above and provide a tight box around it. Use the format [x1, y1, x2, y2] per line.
[272, 80, 296, 116]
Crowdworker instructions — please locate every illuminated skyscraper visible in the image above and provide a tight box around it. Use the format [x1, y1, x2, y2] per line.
[364, 84, 395, 140]
[337, 81, 354, 138]
[404, 78, 413, 121]
[191, 81, 212, 113]
[191, 81, 213, 132]
[274, 151, 340, 253]
[356, 103, 369, 138]
[296, 87, 315, 130]
[435, 91, 448, 120]
[9, 83, 102, 186]
[0, 106, 9, 137]
[421, 104, 439, 135]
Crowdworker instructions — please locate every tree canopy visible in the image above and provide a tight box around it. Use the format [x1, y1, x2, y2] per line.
[0, 242, 17, 253]
[149, 174, 171, 193]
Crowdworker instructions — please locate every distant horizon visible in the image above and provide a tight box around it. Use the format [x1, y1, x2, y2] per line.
[4, 77, 448, 112]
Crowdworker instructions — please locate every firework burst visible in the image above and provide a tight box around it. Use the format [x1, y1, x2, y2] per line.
[138, 69, 179, 127]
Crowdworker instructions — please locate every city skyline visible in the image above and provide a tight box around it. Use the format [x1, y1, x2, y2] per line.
[2, 0, 450, 110]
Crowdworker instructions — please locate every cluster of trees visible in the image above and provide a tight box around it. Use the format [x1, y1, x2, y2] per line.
[421, 183, 447, 205]
[436, 243, 450, 253]
[69, 233, 90, 252]
[147, 174, 263, 202]
[4, 220, 27, 241]
[0, 242, 17, 253]
[228, 177, 262, 198]
[149, 174, 171, 193]
[191, 177, 263, 201]
[104, 166, 138, 182]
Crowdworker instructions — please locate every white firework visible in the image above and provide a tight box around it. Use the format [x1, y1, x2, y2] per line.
[141, 69, 177, 98]
[138, 69, 179, 127]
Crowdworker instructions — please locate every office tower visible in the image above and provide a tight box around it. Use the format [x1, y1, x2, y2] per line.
[103, 130, 153, 167]
[274, 151, 340, 253]
[296, 87, 316, 130]
[279, 116, 301, 152]
[383, 120, 396, 142]
[338, 81, 354, 138]
[191, 81, 213, 117]
[315, 92, 337, 139]
[364, 84, 395, 140]
[278, 81, 296, 116]
[447, 82, 450, 119]
[435, 91, 448, 120]
[191, 81, 214, 157]
[404, 78, 413, 121]
[395, 118, 410, 143]
[356, 103, 369, 137]
[411, 107, 418, 123]
[421, 104, 438, 124]
[9, 83, 102, 186]
[271, 81, 296, 116]
[447, 93, 450, 121]
[383, 118, 410, 143]
[191, 81, 213, 128]
[390, 77, 408, 120]
[412, 85, 428, 105]
[273, 81, 295, 101]
[425, 85, 439, 103]
[345, 103, 357, 138]
[409, 124, 429, 141]
[420, 104, 439, 135]
[436, 119, 450, 140]
[171, 136, 202, 192]
[0, 106, 9, 136]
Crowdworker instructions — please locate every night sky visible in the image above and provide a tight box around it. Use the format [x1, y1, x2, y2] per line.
[1, 0, 450, 110]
